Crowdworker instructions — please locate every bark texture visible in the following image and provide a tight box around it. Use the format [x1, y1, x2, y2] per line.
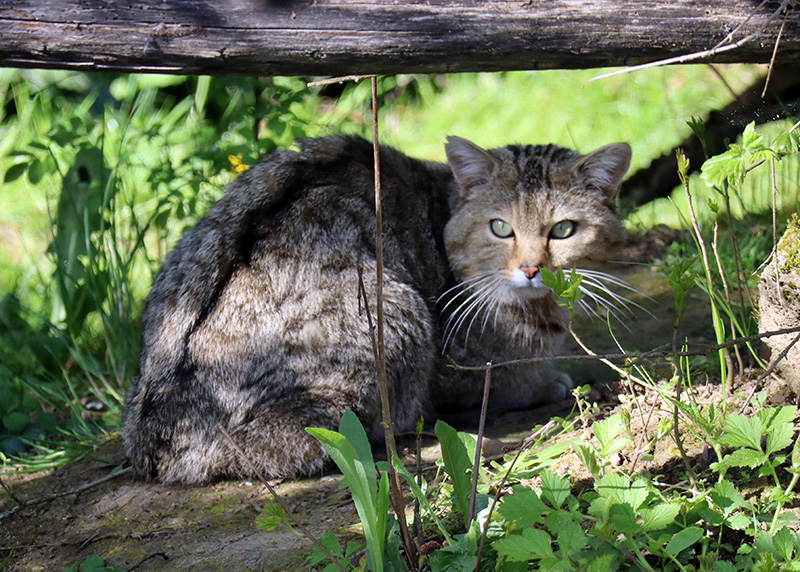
[0, 1, 798, 76]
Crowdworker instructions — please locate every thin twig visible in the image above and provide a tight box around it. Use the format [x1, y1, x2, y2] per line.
[587, 0, 793, 84]
[672, 331, 697, 488]
[770, 158, 784, 305]
[370, 75, 417, 569]
[475, 421, 558, 571]
[762, 4, 790, 97]
[739, 331, 800, 413]
[467, 366, 491, 530]
[127, 552, 169, 571]
[627, 398, 659, 477]
[446, 325, 800, 372]
[217, 425, 348, 572]
[1, 467, 131, 521]
[307, 75, 376, 87]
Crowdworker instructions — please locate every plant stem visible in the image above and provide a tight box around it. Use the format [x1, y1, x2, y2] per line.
[370, 75, 416, 569]
[680, 156, 729, 413]
[468, 366, 491, 530]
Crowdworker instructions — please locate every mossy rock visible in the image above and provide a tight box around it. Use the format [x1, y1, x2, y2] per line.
[759, 215, 800, 394]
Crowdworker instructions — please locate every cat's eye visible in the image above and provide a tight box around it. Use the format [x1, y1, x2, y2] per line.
[490, 219, 514, 238]
[549, 220, 576, 239]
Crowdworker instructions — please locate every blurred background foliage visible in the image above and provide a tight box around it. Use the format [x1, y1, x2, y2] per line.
[0, 65, 797, 469]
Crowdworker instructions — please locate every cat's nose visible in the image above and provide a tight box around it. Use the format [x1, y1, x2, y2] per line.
[520, 265, 539, 280]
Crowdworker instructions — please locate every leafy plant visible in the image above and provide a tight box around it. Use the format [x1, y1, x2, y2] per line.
[307, 411, 395, 572]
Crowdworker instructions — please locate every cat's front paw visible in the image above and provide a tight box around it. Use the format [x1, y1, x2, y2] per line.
[549, 371, 573, 403]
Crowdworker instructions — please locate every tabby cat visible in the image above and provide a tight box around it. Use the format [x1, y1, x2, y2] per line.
[123, 135, 631, 484]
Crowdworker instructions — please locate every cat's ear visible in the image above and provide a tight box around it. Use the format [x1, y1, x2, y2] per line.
[445, 136, 498, 198]
[575, 143, 631, 199]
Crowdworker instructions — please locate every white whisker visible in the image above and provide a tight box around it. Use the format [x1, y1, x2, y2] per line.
[564, 267, 655, 324]
[442, 276, 505, 351]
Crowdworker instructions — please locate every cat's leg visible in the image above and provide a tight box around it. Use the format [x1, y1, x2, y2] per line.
[489, 366, 573, 409]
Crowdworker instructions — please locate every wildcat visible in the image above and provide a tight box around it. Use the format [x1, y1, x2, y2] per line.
[123, 134, 631, 484]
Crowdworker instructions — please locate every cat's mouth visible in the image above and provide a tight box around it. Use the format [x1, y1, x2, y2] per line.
[507, 268, 552, 300]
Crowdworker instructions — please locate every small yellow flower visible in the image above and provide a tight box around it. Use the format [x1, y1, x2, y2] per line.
[228, 154, 250, 173]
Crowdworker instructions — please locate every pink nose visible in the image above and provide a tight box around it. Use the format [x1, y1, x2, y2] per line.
[520, 266, 539, 279]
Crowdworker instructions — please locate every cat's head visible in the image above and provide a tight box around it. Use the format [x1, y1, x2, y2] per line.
[443, 136, 630, 302]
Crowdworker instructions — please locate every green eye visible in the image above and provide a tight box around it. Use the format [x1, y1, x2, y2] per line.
[549, 220, 576, 239]
[490, 219, 514, 238]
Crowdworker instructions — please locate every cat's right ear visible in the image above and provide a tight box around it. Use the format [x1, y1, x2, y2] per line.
[445, 136, 498, 199]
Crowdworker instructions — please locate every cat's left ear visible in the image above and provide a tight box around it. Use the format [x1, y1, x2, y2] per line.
[575, 143, 631, 200]
[445, 136, 498, 198]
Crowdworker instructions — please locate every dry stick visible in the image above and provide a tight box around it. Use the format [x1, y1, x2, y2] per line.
[413, 424, 423, 552]
[627, 399, 660, 477]
[587, 0, 794, 84]
[0, 467, 132, 521]
[739, 330, 800, 414]
[467, 366, 492, 530]
[216, 425, 348, 572]
[770, 158, 784, 305]
[672, 320, 698, 488]
[474, 420, 558, 572]
[370, 75, 417, 569]
[307, 74, 375, 88]
[762, 4, 791, 98]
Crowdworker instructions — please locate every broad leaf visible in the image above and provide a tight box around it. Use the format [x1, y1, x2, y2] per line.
[494, 528, 554, 562]
[435, 419, 473, 526]
[665, 526, 703, 557]
[497, 486, 547, 529]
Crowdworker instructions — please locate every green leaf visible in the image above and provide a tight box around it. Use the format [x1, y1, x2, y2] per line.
[665, 526, 703, 556]
[722, 448, 767, 469]
[540, 469, 571, 509]
[307, 412, 386, 572]
[741, 121, 764, 151]
[435, 419, 473, 525]
[4, 161, 28, 184]
[256, 503, 286, 531]
[497, 486, 547, 529]
[494, 528, 554, 562]
[772, 526, 796, 562]
[721, 414, 763, 450]
[668, 256, 698, 325]
[391, 451, 453, 544]
[428, 534, 479, 571]
[763, 410, 795, 455]
[595, 472, 647, 511]
[540, 267, 583, 318]
[26, 158, 44, 185]
[641, 502, 680, 531]
[572, 443, 601, 478]
[587, 554, 615, 572]
[311, 530, 345, 567]
[609, 502, 639, 535]
[556, 521, 586, 557]
[593, 413, 629, 455]
[725, 514, 750, 530]
[2, 411, 30, 434]
[711, 479, 748, 516]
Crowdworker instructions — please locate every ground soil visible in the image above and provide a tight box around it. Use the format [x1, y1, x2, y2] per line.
[1, 254, 793, 572]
